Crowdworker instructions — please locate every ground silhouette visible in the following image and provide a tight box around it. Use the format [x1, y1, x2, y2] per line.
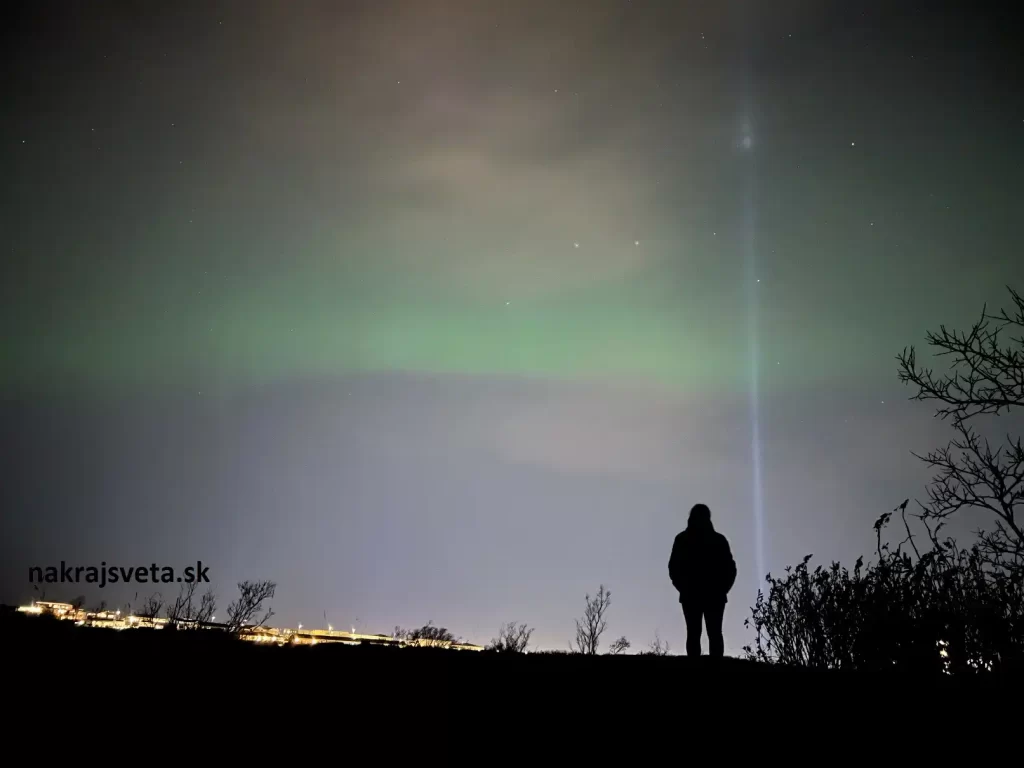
[5, 608, 1016, 701]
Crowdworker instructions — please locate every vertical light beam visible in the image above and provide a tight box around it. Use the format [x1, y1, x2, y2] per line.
[744, 160, 765, 595]
[739, 62, 766, 598]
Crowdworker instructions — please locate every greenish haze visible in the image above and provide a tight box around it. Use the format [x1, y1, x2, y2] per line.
[1, 252, 919, 400]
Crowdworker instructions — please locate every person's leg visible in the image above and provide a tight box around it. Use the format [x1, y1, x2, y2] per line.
[681, 600, 703, 656]
[704, 599, 726, 658]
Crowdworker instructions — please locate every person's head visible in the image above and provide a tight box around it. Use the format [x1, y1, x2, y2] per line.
[688, 503, 713, 531]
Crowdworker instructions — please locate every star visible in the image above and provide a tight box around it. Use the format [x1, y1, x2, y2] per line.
[634, 240, 639, 246]
[573, 242, 579, 248]
[851, 141, 856, 146]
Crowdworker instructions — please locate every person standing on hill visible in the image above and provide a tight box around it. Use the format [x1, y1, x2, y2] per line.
[668, 503, 737, 657]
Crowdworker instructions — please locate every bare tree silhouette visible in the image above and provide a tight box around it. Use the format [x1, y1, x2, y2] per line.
[166, 582, 217, 629]
[572, 584, 611, 655]
[897, 285, 1024, 573]
[138, 592, 164, 619]
[226, 580, 275, 634]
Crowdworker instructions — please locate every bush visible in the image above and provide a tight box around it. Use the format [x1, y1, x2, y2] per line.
[744, 507, 1024, 675]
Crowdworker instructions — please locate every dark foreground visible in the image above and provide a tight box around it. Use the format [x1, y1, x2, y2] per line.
[6, 609, 1018, 738]
[8, 611, 1019, 687]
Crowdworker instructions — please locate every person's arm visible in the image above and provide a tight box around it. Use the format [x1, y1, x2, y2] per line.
[668, 534, 683, 591]
[721, 536, 737, 595]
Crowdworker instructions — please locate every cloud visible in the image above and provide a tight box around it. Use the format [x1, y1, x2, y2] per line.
[370, 140, 657, 298]
[482, 381, 747, 478]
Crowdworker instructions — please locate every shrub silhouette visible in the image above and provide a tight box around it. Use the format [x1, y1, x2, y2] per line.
[395, 620, 459, 647]
[608, 635, 630, 655]
[641, 633, 670, 656]
[747, 288, 1024, 674]
[744, 505, 1024, 674]
[488, 621, 534, 653]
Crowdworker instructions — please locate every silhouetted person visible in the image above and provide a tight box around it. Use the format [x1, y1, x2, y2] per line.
[668, 503, 737, 657]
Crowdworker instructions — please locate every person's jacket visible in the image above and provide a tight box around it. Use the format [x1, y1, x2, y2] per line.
[668, 521, 737, 604]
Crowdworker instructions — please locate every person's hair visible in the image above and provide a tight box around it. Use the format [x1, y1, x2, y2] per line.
[688, 503, 712, 526]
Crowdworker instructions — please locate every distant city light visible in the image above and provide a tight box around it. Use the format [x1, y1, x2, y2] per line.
[15, 601, 483, 650]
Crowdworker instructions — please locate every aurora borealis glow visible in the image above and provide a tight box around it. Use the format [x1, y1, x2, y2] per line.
[3, 0, 1023, 652]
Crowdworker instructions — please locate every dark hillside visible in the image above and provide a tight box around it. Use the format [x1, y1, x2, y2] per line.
[7, 608, 1017, 704]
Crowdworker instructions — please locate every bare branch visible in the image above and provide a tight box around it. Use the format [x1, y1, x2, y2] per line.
[226, 580, 276, 634]
[488, 621, 534, 653]
[138, 592, 164, 619]
[896, 286, 1024, 423]
[166, 581, 199, 628]
[572, 584, 611, 655]
[645, 633, 671, 656]
[404, 620, 458, 647]
[898, 286, 1024, 573]
[608, 635, 631, 655]
[195, 588, 216, 624]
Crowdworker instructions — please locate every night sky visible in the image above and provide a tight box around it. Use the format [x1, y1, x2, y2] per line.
[2, 0, 1023, 653]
